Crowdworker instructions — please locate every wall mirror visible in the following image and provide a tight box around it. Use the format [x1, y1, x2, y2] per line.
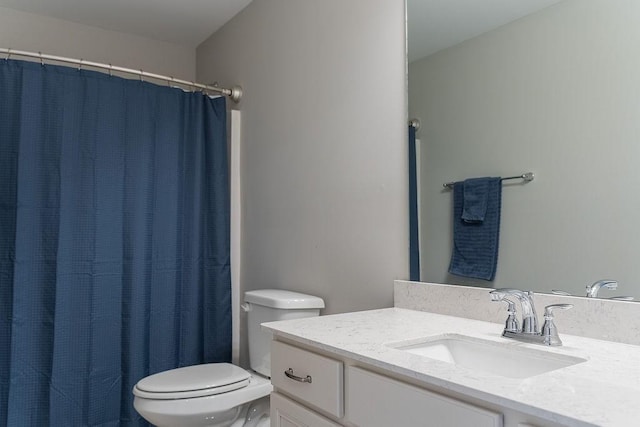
[408, 0, 640, 300]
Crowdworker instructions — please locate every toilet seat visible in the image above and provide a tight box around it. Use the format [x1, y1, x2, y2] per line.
[133, 363, 251, 400]
[133, 372, 273, 426]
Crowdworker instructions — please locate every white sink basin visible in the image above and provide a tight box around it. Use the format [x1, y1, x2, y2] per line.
[389, 334, 587, 379]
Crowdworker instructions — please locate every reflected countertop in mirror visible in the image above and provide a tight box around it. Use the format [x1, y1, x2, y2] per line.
[408, 0, 640, 299]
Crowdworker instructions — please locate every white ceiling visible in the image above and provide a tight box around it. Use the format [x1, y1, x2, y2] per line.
[408, 0, 564, 63]
[0, 0, 563, 54]
[0, 0, 254, 48]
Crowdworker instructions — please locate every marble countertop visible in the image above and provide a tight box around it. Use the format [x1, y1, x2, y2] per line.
[263, 307, 640, 427]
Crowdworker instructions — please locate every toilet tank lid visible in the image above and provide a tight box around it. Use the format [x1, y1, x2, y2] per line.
[245, 289, 325, 309]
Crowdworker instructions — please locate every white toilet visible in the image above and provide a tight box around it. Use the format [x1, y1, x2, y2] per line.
[132, 289, 324, 427]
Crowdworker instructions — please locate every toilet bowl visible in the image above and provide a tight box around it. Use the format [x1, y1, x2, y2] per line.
[133, 289, 324, 427]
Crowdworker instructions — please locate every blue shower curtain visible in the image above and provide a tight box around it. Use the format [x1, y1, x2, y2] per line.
[0, 59, 231, 426]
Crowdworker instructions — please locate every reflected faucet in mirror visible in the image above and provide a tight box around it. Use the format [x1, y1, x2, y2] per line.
[552, 280, 634, 301]
[585, 280, 617, 298]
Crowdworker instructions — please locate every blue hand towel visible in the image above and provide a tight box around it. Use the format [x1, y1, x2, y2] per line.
[448, 177, 501, 281]
[461, 178, 489, 222]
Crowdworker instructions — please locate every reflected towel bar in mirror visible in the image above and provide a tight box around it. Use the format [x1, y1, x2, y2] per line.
[443, 172, 534, 190]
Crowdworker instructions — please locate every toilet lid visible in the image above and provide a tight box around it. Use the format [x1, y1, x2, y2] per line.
[134, 363, 251, 400]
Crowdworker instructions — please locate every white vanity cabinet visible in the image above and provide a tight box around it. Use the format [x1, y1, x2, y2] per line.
[269, 338, 552, 427]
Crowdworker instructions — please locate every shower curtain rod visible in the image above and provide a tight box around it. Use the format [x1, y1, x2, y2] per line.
[0, 47, 243, 102]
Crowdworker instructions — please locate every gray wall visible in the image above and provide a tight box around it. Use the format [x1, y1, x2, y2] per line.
[197, 0, 408, 318]
[409, 0, 640, 295]
[0, 6, 195, 81]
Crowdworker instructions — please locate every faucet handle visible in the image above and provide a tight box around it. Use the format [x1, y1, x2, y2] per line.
[544, 303, 574, 317]
[496, 296, 516, 312]
[490, 292, 520, 333]
[500, 298, 520, 333]
[541, 304, 573, 346]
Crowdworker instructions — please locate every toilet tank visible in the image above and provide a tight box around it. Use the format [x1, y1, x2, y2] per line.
[244, 289, 324, 378]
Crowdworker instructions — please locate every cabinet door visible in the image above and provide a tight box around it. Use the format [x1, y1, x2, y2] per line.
[271, 393, 342, 427]
[346, 367, 503, 427]
[271, 340, 344, 418]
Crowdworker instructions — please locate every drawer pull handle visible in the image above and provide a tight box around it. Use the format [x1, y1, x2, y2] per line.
[284, 368, 312, 384]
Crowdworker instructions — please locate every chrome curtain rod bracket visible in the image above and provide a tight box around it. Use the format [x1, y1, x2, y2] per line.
[443, 172, 534, 189]
[0, 47, 243, 103]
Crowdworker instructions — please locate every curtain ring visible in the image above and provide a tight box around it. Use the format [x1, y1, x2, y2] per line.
[167, 76, 173, 87]
[108, 64, 113, 77]
[78, 59, 83, 71]
[6, 48, 12, 61]
[39, 52, 44, 66]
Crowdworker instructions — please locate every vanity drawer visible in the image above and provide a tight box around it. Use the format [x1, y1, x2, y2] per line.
[271, 341, 344, 418]
[345, 366, 502, 427]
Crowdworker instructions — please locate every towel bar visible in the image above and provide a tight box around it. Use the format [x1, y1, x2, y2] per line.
[443, 172, 534, 189]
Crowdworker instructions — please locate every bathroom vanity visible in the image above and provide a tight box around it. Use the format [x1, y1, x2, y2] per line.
[263, 306, 640, 427]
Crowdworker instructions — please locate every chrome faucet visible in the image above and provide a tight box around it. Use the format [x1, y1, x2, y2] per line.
[585, 279, 617, 298]
[490, 288, 573, 346]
